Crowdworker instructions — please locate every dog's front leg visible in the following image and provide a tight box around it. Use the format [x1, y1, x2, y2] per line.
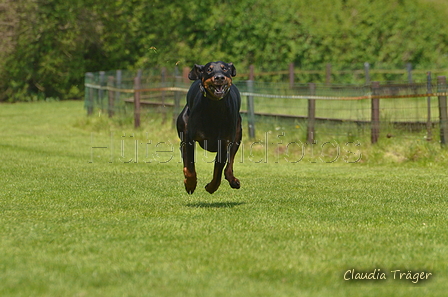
[225, 121, 242, 189]
[205, 140, 227, 194]
[182, 139, 197, 194]
[224, 141, 241, 189]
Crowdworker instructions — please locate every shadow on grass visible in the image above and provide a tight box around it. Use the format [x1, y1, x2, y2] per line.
[186, 202, 246, 208]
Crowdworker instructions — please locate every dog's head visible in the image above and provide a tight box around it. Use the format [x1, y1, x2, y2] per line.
[188, 61, 236, 100]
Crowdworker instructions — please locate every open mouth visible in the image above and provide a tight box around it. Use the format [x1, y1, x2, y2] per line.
[209, 83, 229, 99]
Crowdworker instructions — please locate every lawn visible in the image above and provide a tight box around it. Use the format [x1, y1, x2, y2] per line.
[0, 101, 447, 296]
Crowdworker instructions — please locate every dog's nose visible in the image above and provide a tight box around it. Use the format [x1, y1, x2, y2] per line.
[214, 74, 225, 83]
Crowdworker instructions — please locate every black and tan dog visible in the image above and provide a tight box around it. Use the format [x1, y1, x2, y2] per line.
[177, 61, 242, 194]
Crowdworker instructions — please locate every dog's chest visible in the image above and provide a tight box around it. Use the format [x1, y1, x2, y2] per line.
[190, 99, 235, 139]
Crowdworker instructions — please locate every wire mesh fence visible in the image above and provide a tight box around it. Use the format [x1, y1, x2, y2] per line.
[84, 67, 448, 146]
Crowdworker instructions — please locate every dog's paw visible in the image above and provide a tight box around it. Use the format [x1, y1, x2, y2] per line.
[184, 178, 197, 194]
[228, 178, 240, 189]
[205, 183, 217, 194]
[183, 168, 197, 194]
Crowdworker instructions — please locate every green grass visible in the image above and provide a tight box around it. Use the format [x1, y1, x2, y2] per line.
[1, 101, 448, 296]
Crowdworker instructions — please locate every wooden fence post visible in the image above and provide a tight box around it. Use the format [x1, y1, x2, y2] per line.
[99, 71, 105, 112]
[406, 63, 413, 83]
[371, 81, 380, 144]
[437, 76, 448, 146]
[325, 63, 331, 85]
[115, 70, 122, 111]
[85, 72, 94, 115]
[247, 65, 256, 139]
[307, 83, 316, 144]
[289, 63, 294, 89]
[364, 62, 370, 85]
[161, 67, 167, 123]
[107, 76, 115, 118]
[426, 72, 433, 141]
[249, 64, 255, 80]
[134, 76, 141, 128]
[172, 66, 182, 128]
[183, 67, 190, 84]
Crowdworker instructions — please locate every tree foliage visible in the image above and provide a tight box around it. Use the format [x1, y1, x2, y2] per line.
[1, 0, 448, 101]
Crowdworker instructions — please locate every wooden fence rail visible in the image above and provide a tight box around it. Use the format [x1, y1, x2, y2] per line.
[84, 68, 448, 146]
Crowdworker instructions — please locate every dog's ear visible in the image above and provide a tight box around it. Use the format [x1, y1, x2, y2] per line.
[228, 63, 236, 77]
[188, 64, 204, 80]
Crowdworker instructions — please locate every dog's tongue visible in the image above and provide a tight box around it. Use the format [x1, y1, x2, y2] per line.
[215, 85, 224, 95]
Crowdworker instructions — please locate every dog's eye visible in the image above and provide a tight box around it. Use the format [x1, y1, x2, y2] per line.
[207, 67, 213, 73]
[222, 67, 228, 72]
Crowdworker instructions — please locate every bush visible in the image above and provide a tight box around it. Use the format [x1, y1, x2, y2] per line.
[2, 0, 448, 101]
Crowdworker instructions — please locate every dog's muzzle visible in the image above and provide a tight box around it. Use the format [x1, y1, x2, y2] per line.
[203, 75, 231, 100]
[208, 83, 230, 100]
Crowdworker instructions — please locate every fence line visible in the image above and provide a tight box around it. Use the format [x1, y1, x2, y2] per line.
[84, 83, 448, 101]
[240, 67, 448, 77]
[238, 63, 448, 84]
[84, 67, 448, 146]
